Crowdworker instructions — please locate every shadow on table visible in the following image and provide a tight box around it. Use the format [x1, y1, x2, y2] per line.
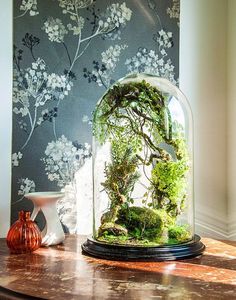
[182, 254, 236, 271]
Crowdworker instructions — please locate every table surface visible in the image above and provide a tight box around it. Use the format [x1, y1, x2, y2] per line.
[0, 235, 236, 300]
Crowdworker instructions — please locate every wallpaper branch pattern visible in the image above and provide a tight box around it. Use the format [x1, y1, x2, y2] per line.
[12, 0, 180, 234]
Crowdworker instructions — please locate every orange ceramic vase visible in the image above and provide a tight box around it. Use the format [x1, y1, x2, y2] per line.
[7, 211, 42, 254]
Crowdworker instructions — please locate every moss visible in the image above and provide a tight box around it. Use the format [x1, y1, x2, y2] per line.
[154, 209, 175, 227]
[98, 222, 128, 237]
[97, 235, 129, 245]
[151, 160, 188, 216]
[168, 225, 191, 243]
[97, 235, 161, 246]
[97, 208, 192, 246]
[96, 229, 191, 246]
[117, 206, 165, 240]
[98, 206, 178, 242]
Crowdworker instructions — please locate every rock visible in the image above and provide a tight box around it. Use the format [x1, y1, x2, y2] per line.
[117, 206, 164, 239]
[98, 222, 128, 237]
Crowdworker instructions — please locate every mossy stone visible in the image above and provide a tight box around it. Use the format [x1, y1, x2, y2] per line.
[98, 222, 128, 237]
[168, 225, 191, 243]
[117, 206, 164, 240]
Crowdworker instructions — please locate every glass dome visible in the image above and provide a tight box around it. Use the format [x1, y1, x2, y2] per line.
[83, 73, 205, 260]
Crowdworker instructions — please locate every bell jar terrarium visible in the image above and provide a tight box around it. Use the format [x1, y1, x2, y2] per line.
[82, 73, 205, 260]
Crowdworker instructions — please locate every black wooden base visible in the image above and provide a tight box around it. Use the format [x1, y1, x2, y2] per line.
[82, 235, 205, 261]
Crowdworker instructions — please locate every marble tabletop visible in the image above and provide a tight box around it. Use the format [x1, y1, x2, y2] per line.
[0, 235, 236, 299]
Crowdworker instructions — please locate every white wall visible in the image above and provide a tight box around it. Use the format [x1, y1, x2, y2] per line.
[180, 0, 228, 238]
[227, 0, 236, 239]
[0, 0, 12, 237]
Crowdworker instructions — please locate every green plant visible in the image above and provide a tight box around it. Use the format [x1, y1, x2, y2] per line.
[117, 206, 164, 240]
[94, 80, 191, 245]
[100, 143, 140, 223]
[151, 160, 188, 216]
[168, 225, 191, 243]
[93, 80, 168, 154]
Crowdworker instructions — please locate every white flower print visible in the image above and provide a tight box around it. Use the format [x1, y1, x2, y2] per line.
[101, 44, 127, 69]
[18, 178, 35, 196]
[99, 3, 132, 33]
[37, 109, 49, 126]
[15, 2, 132, 150]
[82, 114, 92, 125]
[85, 44, 128, 88]
[58, 0, 93, 14]
[18, 57, 72, 102]
[58, 0, 91, 36]
[13, 106, 28, 117]
[154, 30, 173, 49]
[43, 2, 132, 74]
[43, 17, 68, 43]
[18, 121, 28, 132]
[12, 152, 23, 167]
[17, 0, 38, 18]
[167, 0, 180, 27]
[42, 135, 92, 187]
[42, 135, 92, 233]
[103, 29, 122, 41]
[160, 48, 167, 56]
[12, 177, 36, 205]
[13, 58, 73, 149]
[13, 70, 29, 117]
[82, 115, 89, 123]
[47, 73, 71, 92]
[125, 47, 177, 84]
[67, 16, 85, 35]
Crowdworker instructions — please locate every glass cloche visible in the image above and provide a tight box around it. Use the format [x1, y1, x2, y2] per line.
[82, 73, 205, 260]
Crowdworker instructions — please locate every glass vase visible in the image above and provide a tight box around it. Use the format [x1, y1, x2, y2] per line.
[82, 73, 205, 260]
[7, 211, 42, 254]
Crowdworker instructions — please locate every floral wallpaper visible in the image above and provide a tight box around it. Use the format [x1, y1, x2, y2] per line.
[12, 0, 180, 233]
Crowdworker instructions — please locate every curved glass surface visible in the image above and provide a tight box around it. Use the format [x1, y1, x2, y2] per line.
[92, 73, 194, 247]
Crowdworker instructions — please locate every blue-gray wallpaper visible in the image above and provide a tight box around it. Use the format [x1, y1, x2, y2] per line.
[12, 0, 180, 233]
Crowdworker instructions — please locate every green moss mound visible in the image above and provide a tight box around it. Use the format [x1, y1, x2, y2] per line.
[117, 206, 164, 240]
[96, 206, 192, 246]
[168, 225, 191, 243]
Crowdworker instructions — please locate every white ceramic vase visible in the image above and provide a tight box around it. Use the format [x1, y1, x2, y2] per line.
[24, 192, 65, 246]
